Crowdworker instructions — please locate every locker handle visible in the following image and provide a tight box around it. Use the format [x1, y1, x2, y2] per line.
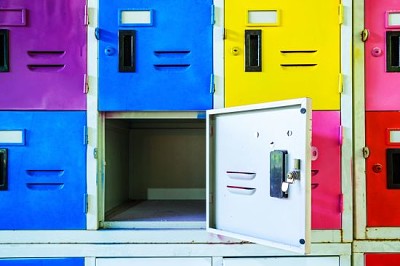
[0, 29, 9, 72]
[387, 149, 400, 189]
[0, 149, 8, 191]
[119, 30, 136, 72]
[386, 31, 400, 72]
[245, 30, 262, 72]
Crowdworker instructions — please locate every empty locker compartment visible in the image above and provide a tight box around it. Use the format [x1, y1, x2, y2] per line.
[311, 111, 342, 229]
[0, 0, 87, 110]
[224, 0, 340, 110]
[0, 111, 87, 230]
[365, 0, 400, 110]
[0, 258, 84, 266]
[103, 117, 206, 228]
[98, 0, 213, 111]
[366, 111, 400, 227]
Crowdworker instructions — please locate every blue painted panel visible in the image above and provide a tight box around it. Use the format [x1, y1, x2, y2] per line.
[98, 0, 213, 111]
[0, 258, 84, 266]
[0, 111, 86, 229]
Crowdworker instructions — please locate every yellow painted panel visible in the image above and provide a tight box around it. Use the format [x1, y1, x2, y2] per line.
[225, 0, 341, 110]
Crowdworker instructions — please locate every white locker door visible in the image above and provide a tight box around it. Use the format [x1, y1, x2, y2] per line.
[207, 98, 312, 254]
[224, 257, 339, 266]
[96, 258, 211, 266]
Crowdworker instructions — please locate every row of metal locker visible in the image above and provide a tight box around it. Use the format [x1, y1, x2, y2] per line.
[1, 0, 400, 264]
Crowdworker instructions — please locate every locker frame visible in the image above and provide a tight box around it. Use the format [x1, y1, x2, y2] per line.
[353, 241, 400, 266]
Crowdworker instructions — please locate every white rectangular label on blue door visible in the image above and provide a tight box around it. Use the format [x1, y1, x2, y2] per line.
[120, 10, 152, 25]
[0, 130, 24, 145]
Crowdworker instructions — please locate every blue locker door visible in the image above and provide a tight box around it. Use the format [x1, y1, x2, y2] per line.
[0, 258, 84, 266]
[98, 0, 213, 111]
[0, 111, 86, 229]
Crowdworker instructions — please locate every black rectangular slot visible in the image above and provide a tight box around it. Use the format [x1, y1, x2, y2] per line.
[119, 30, 135, 72]
[387, 149, 400, 189]
[245, 30, 262, 72]
[270, 150, 287, 198]
[0, 149, 7, 191]
[386, 31, 400, 72]
[0, 29, 9, 72]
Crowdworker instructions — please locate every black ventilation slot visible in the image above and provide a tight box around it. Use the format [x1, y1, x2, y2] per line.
[387, 149, 400, 189]
[387, 31, 400, 72]
[281, 64, 317, 67]
[280, 50, 317, 54]
[27, 64, 65, 72]
[245, 30, 262, 72]
[154, 51, 190, 58]
[27, 51, 66, 58]
[119, 30, 136, 72]
[0, 149, 8, 191]
[0, 29, 9, 72]
[154, 64, 190, 71]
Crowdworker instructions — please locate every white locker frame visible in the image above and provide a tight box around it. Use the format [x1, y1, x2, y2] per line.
[0, 243, 350, 266]
[85, 0, 353, 244]
[352, 0, 400, 240]
[353, 241, 400, 266]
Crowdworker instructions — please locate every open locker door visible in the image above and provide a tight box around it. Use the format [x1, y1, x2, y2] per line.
[206, 98, 312, 254]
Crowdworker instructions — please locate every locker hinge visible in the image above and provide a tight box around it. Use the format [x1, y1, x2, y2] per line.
[223, 28, 226, 40]
[211, 4, 215, 25]
[361, 29, 369, 42]
[93, 148, 98, 159]
[95, 27, 100, 40]
[339, 125, 344, 146]
[338, 3, 344, 25]
[338, 73, 343, 93]
[83, 126, 89, 145]
[210, 74, 215, 94]
[339, 193, 344, 213]
[83, 74, 89, 94]
[83, 193, 88, 213]
[84, 5, 89, 26]
[363, 146, 370, 159]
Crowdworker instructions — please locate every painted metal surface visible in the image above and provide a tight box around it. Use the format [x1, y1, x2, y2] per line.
[224, 257, 339, 266]
[365, 253, 400, 265]
[0, 258, 84, 266]
[0, 0, 87, 110]
[98, 0, 213, 111]
[365, 0, 400, 110]
[224, 0, 341, 110]
[97, 258, 211, 266]
[311, 111, 342, 229]
[366, 111, 400, 226]
[207, 98, 311, 254]
[0, 111, 87, 229]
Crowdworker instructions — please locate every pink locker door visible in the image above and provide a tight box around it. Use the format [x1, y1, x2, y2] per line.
[365, 0, 400, 111]
[311, 111, 342, 229]
[0, 0, 86, 110]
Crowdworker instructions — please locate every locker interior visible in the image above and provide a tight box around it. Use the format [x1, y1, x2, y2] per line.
[104, 118, 206, 226]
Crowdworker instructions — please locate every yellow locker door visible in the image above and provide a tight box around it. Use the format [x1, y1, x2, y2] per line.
[225, 0, 341, 110]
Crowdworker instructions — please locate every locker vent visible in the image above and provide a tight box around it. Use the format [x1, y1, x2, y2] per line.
[154, 50, 191, 71]
[27, 64, 65, 72]
[280, 50, 318, 67]
[27, 51, 66, 58]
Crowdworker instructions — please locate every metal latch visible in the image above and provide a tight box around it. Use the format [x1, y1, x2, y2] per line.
[282, 159, 301, 194]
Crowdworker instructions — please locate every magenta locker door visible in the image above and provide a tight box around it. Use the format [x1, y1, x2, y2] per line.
[365, 0, 400, 111]
[311, 111, 342, 229]
[0, 0, 86, 110]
